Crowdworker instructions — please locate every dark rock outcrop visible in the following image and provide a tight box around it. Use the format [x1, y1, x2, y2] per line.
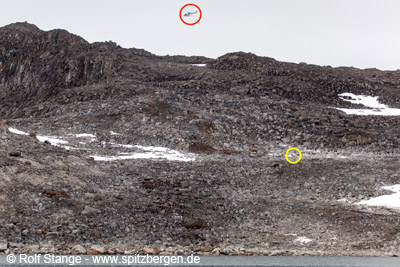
[0, 23, 123, 107]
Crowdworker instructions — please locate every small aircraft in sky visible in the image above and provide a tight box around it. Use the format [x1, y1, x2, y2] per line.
[183, 10, 198, 17]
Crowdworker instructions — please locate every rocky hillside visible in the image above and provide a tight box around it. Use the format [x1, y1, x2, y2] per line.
[1, 22, 400, 256]
[2, 23, 400, 150]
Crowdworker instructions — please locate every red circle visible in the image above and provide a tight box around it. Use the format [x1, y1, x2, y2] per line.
[179, 3, 202, 26]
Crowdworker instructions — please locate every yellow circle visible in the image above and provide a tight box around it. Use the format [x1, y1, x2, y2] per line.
[285, 147, 302, 164]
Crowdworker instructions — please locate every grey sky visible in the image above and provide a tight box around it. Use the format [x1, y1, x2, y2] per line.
[1, 0, 399, 70]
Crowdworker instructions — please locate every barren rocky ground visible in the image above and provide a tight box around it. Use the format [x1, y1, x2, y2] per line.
[1, 22, 400, 256]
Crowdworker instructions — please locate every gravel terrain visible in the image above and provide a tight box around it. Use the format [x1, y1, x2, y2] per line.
[1, 22, 400, 256]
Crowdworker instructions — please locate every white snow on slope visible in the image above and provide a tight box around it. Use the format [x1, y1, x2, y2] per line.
[9, 127, 68, 146]
[75, 133, 96, 142]
[190, 63, 207, 67]
[339, 93, 386, 109]
[76, 133, 96, 138]
[357, 184, 400, 210]
[36, 135, 69, 146]
[8, 127, 29, 135]
[283, 233, 313, 244]
[110, 131, 120, 135]
[91, 145, 196, 162]
[337, 93, 400, 116]
[294, 236, 312, 244]
[8, 127, 197, 162]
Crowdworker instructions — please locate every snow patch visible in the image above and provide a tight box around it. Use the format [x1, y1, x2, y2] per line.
[8, 127, 197, 162]
[37, 136, 69, 146]
[294, 236, 312, 244]
[9, 127, 29, 135]
[190, 63, 207, 67]
[76, 133, 96, 142]
[357, 184, 400, 210]
[76, 133, 96, 138]
[110, 131, 120, 135]
[337, 93, 400, 116]
[62, 146, 78, 151]
[91, 145, 196, 162]
[339, 93, 386, 109]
